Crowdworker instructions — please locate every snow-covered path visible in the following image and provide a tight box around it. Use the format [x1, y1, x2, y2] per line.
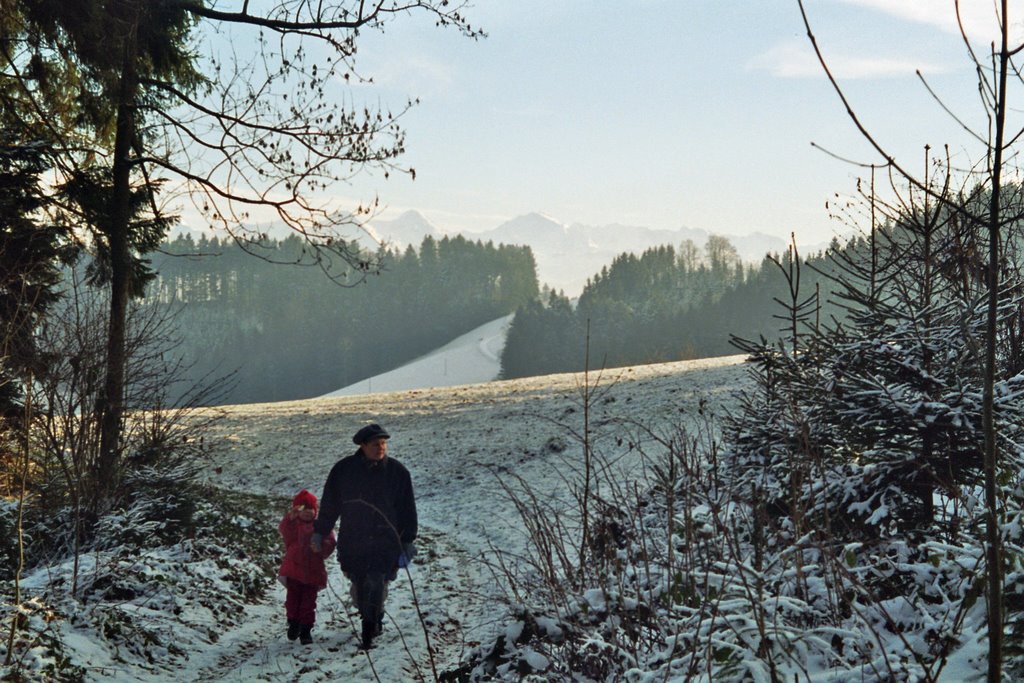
[191, 354, 748, 680]
[184, 529, 485, 682]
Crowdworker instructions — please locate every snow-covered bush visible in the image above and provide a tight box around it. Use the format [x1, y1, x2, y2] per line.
[0, 499, 21, 583]
[455, 186, 1024, 680]
[0, 489, 281, 681]
[1, 291, 234, 680]
[93, 462, 201, 550]
[452, 413, 1024, 681]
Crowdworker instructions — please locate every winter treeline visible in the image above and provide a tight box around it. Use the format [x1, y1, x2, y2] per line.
[145, 233, 539, 404]
[500, 235, 839, 378]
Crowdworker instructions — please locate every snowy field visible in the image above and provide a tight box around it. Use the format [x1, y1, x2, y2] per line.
[4, 311, 752, 681]
[183, 352, 749, 681]
[7, 308, 1006, 681]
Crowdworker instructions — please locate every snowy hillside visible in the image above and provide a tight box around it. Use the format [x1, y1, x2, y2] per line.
[5, 354, 748, 682]
[191, 354, 750, 681]
[319, 314, 512, 397]
[6, 342, 1003, 681]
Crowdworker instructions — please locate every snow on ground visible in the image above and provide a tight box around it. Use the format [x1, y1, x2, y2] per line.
[318, 314, 513, 398]
[180, 353, 749, 681]
[6, 316, 1003, 681]
[5, 311, 750, 681]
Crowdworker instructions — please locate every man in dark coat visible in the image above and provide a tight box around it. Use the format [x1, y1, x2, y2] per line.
[311, 423, 417, 649]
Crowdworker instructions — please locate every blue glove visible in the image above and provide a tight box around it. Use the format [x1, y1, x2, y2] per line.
[397, 541, 417, 568]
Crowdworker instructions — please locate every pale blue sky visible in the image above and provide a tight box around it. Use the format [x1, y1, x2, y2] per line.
[320, 1, 1021, 243]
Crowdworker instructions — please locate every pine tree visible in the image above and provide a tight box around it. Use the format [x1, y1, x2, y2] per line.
[4, 0, 480, 500]
[0, 136, 73, 414]
[724, 172, 1024, 543]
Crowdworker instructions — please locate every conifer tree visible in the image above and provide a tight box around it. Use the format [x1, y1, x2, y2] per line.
[2, 0, 480, 503]
[796, 3, 1024, 674]
[0, 136, 72, 414]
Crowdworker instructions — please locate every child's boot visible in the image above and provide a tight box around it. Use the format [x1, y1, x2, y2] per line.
[299, 624, 313, 645]
[287, 619, 300, 641]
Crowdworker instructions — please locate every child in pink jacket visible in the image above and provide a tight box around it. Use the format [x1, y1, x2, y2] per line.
[278, 489, 335, 644]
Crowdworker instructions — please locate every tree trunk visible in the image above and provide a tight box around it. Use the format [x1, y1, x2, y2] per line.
[983, 5, 1009, 680]
[96, 24, 138, 507]
[3, 376, 31, 665]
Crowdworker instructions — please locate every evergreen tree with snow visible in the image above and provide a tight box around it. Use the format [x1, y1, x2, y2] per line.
[725, 175, 1024, 543]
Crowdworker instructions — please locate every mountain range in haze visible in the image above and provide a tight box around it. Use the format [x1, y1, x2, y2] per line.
[366, 210, 834, 296]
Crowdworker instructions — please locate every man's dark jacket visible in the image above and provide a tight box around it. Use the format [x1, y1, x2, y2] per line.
[314, 451, 417, 575]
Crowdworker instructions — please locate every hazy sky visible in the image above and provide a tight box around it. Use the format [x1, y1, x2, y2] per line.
[315, 1, 1020, 244]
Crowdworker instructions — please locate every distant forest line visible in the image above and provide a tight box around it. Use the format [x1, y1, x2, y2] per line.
[500, 235, 840, 378]
[142, 230, 845, 405]
[143, 233, 539, 405]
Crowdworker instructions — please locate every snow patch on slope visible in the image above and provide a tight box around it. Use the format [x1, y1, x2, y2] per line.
[319, 314, 513, 397]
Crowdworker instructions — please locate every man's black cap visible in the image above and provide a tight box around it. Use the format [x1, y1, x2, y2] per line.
[353, 423, 390, 445]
